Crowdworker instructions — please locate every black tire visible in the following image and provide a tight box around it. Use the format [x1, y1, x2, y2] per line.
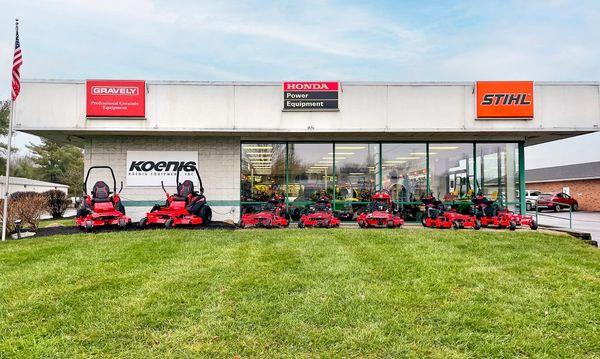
[238, 219, 245, 228]
[298, 220, 305, 228]
[116, 202, 126, 215]
[138, 217, 148, 228]
[452, 221, 460, 230]
[387, 220, 395, 228]
[526, 202, 532, 211]
[572, 204, 578, 212]
[85, 220, 94, 232]
[509, 221, 517, 231]
[421, 217, 427, 227]
[165, 218, 174, 229]
[358, 220, 365, 228]
[553, 205, 560, 212]
[118, 218, 127, 230]
[199, 206, 212, 224]
[529, 220, 538, 230]
[474, 220, 481, 230]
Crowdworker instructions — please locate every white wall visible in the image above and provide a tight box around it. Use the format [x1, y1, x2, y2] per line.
[14, 81, 600, 138]
[84, 136, 241, 222]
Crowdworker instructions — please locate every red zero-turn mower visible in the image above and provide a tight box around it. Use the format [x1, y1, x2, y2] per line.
[298, 195, 341, 228]
[472, 194, 538, 231]
[139, 164, 212, 229]
[421, 195, 480, 230]
[239, 194, 289, 228]
[356, 190, 404, 228]
[76, 166, 131, 231]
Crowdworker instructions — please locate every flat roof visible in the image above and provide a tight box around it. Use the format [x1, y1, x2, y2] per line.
[526, 161, 600, 183]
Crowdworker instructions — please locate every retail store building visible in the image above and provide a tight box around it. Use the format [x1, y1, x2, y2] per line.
[12, 80, 600, 221]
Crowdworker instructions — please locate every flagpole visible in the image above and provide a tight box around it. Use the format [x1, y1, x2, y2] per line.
[2, 100, 15, 241]
[2, 18, 19, 241]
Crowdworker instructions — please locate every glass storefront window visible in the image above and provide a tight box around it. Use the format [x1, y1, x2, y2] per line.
[334, 143, 379, 218]
[429, 143, 475, 202]
[287, 143, 334, 219]
[241, 143, 286, 213]
[477, 143, 519, 209]
[381, 143, 428, 221]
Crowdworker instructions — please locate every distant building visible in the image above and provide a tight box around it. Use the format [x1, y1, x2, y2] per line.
[526, 162, 600, 211]
[0, 176, 69, 196]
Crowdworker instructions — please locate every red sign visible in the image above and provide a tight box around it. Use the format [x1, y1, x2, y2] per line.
[86, 80, 146, 118]
[476, 81, 534, 119]
[283, 81, 339, 92]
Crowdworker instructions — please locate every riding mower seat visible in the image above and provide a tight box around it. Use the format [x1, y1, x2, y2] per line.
[91, 181, 112, 203]
[171, 180, 195, 202]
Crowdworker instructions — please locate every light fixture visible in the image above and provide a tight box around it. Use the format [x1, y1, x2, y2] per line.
[429, 146, 459, 150]
[245, 152, 273, 156]
[328, 152, 355, 155]
[348, 172, 366, 175]
[244, 145, 273, 150]
[322, 157, 345, 160]
[411, 152, 436, 155]
[396, 156, 420, 160]
[383, 160, 407, 164]
[335, 146, 366, 150]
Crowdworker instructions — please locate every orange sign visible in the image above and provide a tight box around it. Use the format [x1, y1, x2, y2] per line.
[476, 81, 534, 119]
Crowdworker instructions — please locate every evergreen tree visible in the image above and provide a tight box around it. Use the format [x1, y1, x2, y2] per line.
[27, 139, 84, 195]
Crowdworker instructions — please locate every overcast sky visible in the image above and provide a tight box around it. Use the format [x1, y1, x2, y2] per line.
[1, 0, 599, 169]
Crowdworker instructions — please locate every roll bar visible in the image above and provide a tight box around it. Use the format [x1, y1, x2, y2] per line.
[83, 166, 121, 195]
[176, 163, 204, 194]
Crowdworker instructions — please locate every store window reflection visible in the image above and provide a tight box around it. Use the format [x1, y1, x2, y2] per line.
[477, 143, 519, 210]
[241, 143, 286, 213]
[287, 143, 334, 220]
[429, 143, 475, 202]
[381, 143, 428, 221]
[334, 143, 379, 219]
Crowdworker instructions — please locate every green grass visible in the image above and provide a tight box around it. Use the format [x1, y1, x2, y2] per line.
[39, 217, 75, 228]
[0, 229, 599, 358]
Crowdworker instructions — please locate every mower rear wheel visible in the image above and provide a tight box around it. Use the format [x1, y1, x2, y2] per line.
[509, 221, 517, 231]
[199, 206, 212, 224]
[238, 219, 245, 228]
[298, 221, 305, 228]
[530, 220, 538, 230]
[165, 218, 174, 229]
[118, 218, 127, 230]
[138, 217, 148, 228]
[421, 217, 427, 227]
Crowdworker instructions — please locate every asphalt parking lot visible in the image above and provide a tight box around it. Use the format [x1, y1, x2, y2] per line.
[531, 210, 600, 246]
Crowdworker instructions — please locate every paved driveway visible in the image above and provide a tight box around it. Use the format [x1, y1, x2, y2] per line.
[531, 210, 600, 246]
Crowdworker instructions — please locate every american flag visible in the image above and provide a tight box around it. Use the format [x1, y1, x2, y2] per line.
[11, 20, 22, 101]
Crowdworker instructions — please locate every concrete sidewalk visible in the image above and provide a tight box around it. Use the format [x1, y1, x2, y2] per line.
[530, 210, 600, 246]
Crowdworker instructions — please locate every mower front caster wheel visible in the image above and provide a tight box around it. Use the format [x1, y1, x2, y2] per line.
[509, 221, 517, 231]
[138, 217, 148, 228]
[85, 220, 94, 232]
[530, 220, 538, 230]
[118, 218, 127, 230]
[165, 218, 174, 229]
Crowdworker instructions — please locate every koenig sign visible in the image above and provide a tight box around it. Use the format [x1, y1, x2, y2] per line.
[126, 151, 198, 187]
[476, 81, 534, 119]
[86, 80, 146, 118]
[283, 81, 339, 111]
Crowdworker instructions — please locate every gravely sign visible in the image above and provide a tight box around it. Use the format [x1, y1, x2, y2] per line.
[283, 81, 339, 111]
[86, 80, 146, 118]
[476, 81, 534, 119]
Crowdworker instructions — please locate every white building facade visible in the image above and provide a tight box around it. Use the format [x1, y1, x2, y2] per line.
[13, 80, 600, 222]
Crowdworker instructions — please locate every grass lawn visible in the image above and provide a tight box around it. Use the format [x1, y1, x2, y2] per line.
[0, 229, 599, 358]
[39, 217, 75, 228]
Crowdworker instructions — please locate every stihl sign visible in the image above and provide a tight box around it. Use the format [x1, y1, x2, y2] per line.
[283, 81, 339, 111]
[86, 80, 146, 118]
[476, 81, 534, 119]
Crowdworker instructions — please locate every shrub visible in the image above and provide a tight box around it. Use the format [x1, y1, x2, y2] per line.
[44, 190, 72, 219]
[0, 193, 49, 233]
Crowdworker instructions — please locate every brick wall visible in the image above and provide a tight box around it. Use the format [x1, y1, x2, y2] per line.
[526, 179, 600, 211]
[84, 136, 241, 222]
